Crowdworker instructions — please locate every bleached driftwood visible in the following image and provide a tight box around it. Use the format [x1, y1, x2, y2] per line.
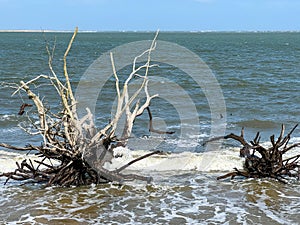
[0, 28, 163, 187]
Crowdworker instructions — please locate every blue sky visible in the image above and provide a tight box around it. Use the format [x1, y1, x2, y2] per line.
[0, 0, 300, 31]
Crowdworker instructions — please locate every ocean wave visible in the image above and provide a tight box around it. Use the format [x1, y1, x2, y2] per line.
[1, 139, 299, 175]
[0, 114, 17, 122]
[104, 146, 243, 172]
[0, 146, 243, 176]
[0, 147, 299, 225]
[235, 119, 279, 129]
[0, 150, 58, 173]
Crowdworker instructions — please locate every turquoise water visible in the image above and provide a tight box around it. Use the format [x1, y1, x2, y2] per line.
[0, 32, 300, 224]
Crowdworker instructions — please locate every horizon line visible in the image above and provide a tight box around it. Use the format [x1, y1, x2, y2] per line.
[1, 29, 300, 33]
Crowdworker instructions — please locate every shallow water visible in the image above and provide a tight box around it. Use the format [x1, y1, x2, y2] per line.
[1, 32, 300, 224]
[0, 146, 299, 224]
[1, 172, 300, 224]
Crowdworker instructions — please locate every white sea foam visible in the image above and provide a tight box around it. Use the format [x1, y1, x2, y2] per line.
[0, 114, 16, 122]
[105, 146, 243, 172]
[2, 140, 299, 175]
[0, 147, 243, 176]
[107, 137, 300, 172]
[0, 150, 57, 173]
[2, 138, 298, 178]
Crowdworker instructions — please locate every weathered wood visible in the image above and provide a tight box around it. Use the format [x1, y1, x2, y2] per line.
[115, 150, 162, 173]
[211, 125, 300, 183]
[18, 103, 32, 115]
[0, 28, 163, 187]
[146, 107, 175, 135]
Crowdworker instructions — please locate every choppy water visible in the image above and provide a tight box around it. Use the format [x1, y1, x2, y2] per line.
[1, 32, 300, 224]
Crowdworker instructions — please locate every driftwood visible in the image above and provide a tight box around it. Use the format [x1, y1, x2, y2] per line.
[18, 103, 32, 115]
[0, 28, 165, 187]
[146, 107, 175, 135]
[205, 125, 300, 183]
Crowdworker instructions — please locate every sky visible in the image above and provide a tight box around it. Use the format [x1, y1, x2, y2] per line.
[0, 0, 300, 31]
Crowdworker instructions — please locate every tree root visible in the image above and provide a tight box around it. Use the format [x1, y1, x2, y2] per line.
[0, 28, 165, 187]
[206, 124, 300, 183]
[0, 150, 162, 186]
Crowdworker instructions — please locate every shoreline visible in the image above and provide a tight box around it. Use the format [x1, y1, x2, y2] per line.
[0, 29, 84, 33]
[1, 30, 300, 33]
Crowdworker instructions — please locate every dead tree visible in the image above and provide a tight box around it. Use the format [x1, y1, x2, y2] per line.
[205, 125, 300, 183]
[0, 28, 163, 187]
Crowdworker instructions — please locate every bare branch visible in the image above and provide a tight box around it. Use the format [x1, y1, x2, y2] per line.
[12, 75, 50, 96]
[63, 27, 78, 114]
[0, 143, 39, 151]
[217, 125, 300, 183]
[146, 107, 175, 134]
[1, 29, 163, 187]
[115, 150, 162, 173]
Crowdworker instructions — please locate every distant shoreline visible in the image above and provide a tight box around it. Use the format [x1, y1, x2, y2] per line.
[0, 30, 84, 33]
[1, 30, 300, 33]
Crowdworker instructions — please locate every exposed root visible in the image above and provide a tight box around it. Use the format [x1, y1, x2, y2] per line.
[0, 28, 164, 187]
[206, 124, 300, 183]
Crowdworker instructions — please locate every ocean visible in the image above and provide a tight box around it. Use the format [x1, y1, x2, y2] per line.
[0, 31, 300, 224]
